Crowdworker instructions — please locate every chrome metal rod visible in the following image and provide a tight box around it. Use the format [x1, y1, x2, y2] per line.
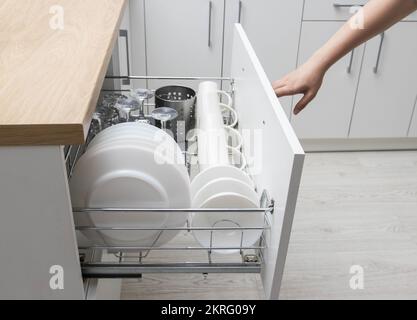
[82, 263, 261, 278]
[101, 89, 131, 92]
[78, 245, 265, 251]
[333, 3, 365, 8]
[74, 207, 273, 214]
[373, 32, 385, 74]
[208, 1, 213, 47]
[105, 75, 233, 81]
[238, 0, 243, 23]
[347, 48, 355, 73]
[119, 30, 131, 86]
[68, 145, 82, 178]
[64, 146, 73, 163]
[76, 226, 267, 231]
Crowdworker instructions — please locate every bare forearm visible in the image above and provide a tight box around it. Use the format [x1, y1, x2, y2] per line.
[312, 0, 417, 72]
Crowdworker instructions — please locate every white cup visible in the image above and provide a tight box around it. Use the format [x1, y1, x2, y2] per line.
[225, 127, 243, 151]
[198, 81, 233, 107]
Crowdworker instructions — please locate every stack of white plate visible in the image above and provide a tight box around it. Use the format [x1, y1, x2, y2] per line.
[70, 122, 191, 248]
[191, 82, 263, 254]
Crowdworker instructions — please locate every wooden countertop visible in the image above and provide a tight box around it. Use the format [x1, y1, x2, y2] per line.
[0, 0, 126, 146]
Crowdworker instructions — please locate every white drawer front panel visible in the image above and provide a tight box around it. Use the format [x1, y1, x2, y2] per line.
[230, 25, 305, 300]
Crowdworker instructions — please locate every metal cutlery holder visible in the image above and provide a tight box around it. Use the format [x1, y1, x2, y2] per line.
[65, 76, 275, 279]
[154, 85, 196, 144]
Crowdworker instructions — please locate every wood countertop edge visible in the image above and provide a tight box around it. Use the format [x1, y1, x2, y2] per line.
[0, 124, 85, 146]
[0, 0, 127, 147]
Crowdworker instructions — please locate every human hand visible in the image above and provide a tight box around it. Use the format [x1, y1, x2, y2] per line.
[272, 59, 326, 115]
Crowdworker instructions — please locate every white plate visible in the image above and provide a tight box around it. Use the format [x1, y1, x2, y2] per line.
[88, 123, 164, 150]
[84, 169, 170, 244]
[89, 123, 185, 168]
[88, 123, 158, 148]
[191, 165, 255, 199]
[191, 192, 263, 254]
[89, 134, 184, 170]
[192, 177, 258, 209]
[70, 142, 191, 247]
[89, 136, 181, 166]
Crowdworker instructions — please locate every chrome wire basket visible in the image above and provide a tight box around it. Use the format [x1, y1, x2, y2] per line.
[66, 76, 275, 279]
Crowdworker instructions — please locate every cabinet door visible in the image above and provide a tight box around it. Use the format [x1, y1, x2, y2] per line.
[223, 0, 304, 117]
[291, 22, 364, 139]
[144, 0, 224, 90]
[350, 23, 417, 138]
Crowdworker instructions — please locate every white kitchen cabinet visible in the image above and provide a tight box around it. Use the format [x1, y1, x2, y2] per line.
[223, 0, 304, 117]
[350, 22, 417, 138]
[118, 1, 416, 148]
[144, 0, 224, 89]
[291, 22, 364, 139]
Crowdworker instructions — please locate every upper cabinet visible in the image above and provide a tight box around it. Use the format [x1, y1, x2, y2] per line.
[144, 0, 224, 89]
[223, 0, 304, 117]
[291, 22, 364, 139]
[115, 1, 416, 147]
[349, 23, 417, 138]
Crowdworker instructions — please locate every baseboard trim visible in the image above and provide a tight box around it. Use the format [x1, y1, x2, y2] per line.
[301, 138, 417, 152]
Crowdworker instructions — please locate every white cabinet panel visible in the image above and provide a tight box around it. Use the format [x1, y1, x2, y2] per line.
[144, 0, 224, 90]
[409, 98, 417, 137]
[223, 0, 304, 117]
[291, 22, 364, 139]
[230, 25, 304, 299]
[350, 23, 417, 138]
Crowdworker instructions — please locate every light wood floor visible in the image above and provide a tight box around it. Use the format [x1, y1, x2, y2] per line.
[121, 151, 417, 300]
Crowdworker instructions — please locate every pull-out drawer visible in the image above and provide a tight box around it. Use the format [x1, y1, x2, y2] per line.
[230, 25, 305, 299]
[76, 24, 305, 300]
[303, 0, 417, 21]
